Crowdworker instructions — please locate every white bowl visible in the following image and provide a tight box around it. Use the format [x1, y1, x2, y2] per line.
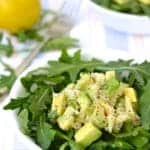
[88, 0, 150, 34]
[4, 50, 148, 150]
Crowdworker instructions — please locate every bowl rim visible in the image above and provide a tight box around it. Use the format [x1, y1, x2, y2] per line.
[90, 0, 150, 21]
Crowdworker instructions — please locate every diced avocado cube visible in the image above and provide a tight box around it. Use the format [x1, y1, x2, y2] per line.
[86, 84, 99, 100]
[57, 107, 77, 131]
[76, 74, 93, 90]
[124, 88, 137, 102]
[75, 122, 102, 148]
[51, 92, 66, 116]
[63, 106, 78, 116]
[91, 104, 106, 128]
[125, 96, 134, 113]
[77, 93, 91, 112]
[57, 115, 75, 131]
[64, 83, 78, 100]
[105, 71, 116, 81]
[105, 78, 120, 95]
[91, 73, 105, 85]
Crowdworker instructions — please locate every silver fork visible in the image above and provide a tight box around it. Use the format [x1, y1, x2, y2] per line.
[0, 0, 82, 101]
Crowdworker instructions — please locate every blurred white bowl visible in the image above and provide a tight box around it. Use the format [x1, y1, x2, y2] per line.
[88, 0, 150, 34]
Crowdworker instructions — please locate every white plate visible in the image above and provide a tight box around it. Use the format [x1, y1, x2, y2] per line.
[88, 0, 150, 34]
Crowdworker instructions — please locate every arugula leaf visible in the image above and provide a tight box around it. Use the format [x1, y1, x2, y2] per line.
[48, 60, 100, 82]
[59, 49, 82, 64]
[42, 37, 78, 51]
[69, 141, 84, 150]
[37, 121, 56, 150]
[21, 69, 65, 91]
[18, 109, 29, 134]
[0, 38, 13, 56]
[48, 51, 102, 82]
[16, 30, 43, 42]
[88, 141, 108, 150]
[29, 86, 51, 120]
[4, 96, 29, 110]
[0, 32, 3, 42]
[0, 60, 16, 96]
[139, 80, 150, 128]
[59, 142, 69, 150]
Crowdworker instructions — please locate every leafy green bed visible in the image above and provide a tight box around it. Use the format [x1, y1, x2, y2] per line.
[92, 0, 150, 16]
[4, 50, 150, 150]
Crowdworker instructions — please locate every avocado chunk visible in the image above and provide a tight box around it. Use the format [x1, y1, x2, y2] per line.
[57, 115, 75, 131]
[57, 107, 77, 131]
[75, 122, 102, 148]
[77, 92, 91, 112]
[105, 71, 116, 81]
[91, 102, 106, 128]
[124, 88, 137, 102]
[105, 78, 120, 95]
[76, 73, 93, 90]
[51, 92, 66, 115]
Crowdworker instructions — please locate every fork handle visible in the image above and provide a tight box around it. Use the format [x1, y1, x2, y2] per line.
[15, 36, 50, 76]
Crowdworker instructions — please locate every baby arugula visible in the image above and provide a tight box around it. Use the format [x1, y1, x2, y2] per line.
[0, 36, 78, 100]
[0, 32, 14, 57]
[4, 50, 150, 150]
[0, 59, 16, 97]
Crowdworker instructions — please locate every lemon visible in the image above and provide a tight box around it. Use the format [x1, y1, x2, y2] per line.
[0, 0, 41, 33]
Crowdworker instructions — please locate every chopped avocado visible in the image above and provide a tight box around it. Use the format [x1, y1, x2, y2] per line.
[51, 92, 66, 115]
[91, 73, 105, 85]
[57, 107, 77, 130]
[67, 98, 80, 110]
[107, 115, 116, 133]
[64, 83, 79, 100]
[125, 96, 135, 113]
[75, 122, 102, 148]
[86, 84, 99, 100]
[52, 71, 140, 139]
[57, 115, 75, 131]
[91, 102, 106, 128]
[124, 88, 137, 102]
[76, 73, 93, 90]
[105, 71, 116, 81]
[105, 78, 120, 95]
[77, 92, 91, 112]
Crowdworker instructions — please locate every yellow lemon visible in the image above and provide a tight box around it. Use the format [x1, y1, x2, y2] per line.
[0, 0, 41, 33]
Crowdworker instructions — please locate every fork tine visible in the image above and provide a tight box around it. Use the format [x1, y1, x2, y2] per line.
[60, 0, 82, 23]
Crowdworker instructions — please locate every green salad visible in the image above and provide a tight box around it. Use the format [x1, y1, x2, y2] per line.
[92, 0, 150, 16]
[4, 50, 150, 150]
